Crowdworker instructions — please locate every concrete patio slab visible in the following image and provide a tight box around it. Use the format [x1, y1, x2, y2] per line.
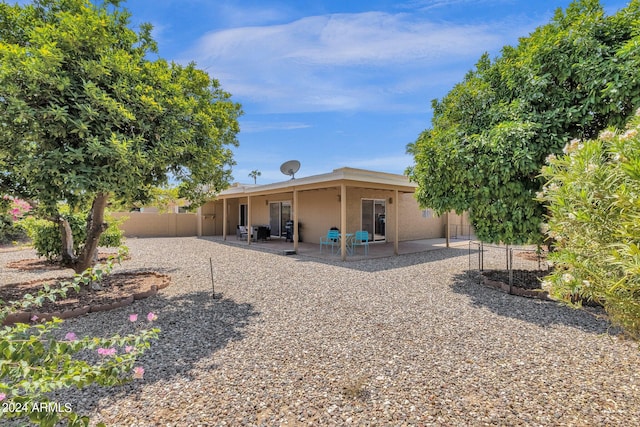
[201, 235, 473, 261]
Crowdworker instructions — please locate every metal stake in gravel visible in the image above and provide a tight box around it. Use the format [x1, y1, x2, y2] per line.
[209, 257, 219, 299]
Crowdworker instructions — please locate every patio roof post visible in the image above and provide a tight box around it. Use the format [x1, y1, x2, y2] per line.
[247, 196, 252, 245]
[293, 189, 299, 252]
[222, 198, 228, 240]
[394, 189, 399, 256]
[340, 183, 347, 261]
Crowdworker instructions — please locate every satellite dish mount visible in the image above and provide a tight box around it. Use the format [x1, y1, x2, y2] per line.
[280, 160, 301, 180]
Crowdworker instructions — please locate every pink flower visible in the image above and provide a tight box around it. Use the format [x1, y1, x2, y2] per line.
[65, 332, 77, 341]
[129, 314, 138, 322]
[133, 366, 145, 379]
[97, 348, 116, 356]
[125, 346, 134, 353]
[6, 198, 30, 220]
[0, 393, 5, 401]
[31, 315, 38, 322]
[146, 312, 157, 322]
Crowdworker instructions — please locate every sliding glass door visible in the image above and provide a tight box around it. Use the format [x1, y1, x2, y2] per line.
[269, 201, 291, 237]
[361, 199, 386, 242]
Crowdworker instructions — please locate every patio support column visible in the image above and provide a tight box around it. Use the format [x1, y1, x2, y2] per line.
[222, 198, 228, 240]
[247, 196, 252, 245]
[196, 206, 202, 237]
[340, 183, 347, 261]
[394, 189, 399, 256]
[293, 189, 299, 252]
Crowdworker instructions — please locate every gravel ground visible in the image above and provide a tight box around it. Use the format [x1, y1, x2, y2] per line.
[2, 237, 640, 426]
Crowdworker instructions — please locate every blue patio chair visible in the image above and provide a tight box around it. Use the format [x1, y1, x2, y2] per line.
[320, 229, 340, 254]
[353, 230, 370, 255]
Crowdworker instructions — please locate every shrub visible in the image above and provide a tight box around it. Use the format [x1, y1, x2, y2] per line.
[20, 213, 124, 261]
[0, 254, 160, 426]
[0, 197, 30, 245]
[99, 216, 126, 248]
[0, 214, 27, 245]
[540, 109, 640, 339]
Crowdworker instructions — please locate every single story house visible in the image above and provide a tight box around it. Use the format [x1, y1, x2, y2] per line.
[198, 167, 470, 260]
[112, 167, 471, 260]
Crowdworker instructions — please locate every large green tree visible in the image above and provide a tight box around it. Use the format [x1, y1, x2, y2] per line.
[406, 0, 640, 244]
[0, 0, 242, 272]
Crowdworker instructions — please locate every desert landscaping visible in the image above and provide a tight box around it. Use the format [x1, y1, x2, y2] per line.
[2, 237, 639, 425]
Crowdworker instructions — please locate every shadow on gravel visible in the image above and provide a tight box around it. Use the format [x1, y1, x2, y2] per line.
[140, 290, 259, 378]
[44, 290, 259, 422]
[450, 272, 617, 336]
[293, 247, 474, 273]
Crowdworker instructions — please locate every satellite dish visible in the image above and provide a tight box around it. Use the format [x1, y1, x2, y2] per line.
[280, 160, 301, 179]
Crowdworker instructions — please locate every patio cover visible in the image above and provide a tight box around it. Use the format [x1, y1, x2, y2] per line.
[214, 167, 418, 260]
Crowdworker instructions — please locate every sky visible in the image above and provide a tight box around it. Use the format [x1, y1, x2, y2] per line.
[16, 0, 632, 184]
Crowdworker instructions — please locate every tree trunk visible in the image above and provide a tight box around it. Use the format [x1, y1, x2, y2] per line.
[58, 217, 76, 267]
[73, 193, 109, 274]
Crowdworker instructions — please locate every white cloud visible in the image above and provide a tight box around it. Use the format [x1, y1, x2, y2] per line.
[192, 12, 500, 66]
[212, 3, 293, 28]
[404, 0, 514, 11]
[181, 11, 525, 114]
[287, 13, 498, 65]
[240, 121, 312, 133]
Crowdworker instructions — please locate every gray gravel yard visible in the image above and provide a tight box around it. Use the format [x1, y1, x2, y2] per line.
[2, 237, 640, 426]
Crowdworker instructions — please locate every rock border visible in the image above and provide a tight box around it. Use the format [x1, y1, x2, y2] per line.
[2, 272, 171, 326]
[89, 295, 135, 313]
[4, 252, 131, 271]
[481, 274, 551, 301]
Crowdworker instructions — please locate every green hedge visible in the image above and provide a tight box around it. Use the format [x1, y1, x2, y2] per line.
[0, 214, 28, 245]
[20, 213, 124, 260]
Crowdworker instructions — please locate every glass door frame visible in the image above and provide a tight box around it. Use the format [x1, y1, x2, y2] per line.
[361, 198, 386, 242]
[269, 201, 292, 238]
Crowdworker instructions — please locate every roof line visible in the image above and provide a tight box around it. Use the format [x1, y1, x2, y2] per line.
[218, 167, 417, 197]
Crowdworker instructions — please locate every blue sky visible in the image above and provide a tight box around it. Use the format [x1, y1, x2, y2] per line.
[18, 0, 632, 183]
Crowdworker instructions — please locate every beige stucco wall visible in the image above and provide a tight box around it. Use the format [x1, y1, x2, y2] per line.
[297, 188, 340, 244]
[251, 195, 276, 226]
[398, 193, 445, 240]
[111, 212, 197, 237]
[397, 194, 472, 240]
